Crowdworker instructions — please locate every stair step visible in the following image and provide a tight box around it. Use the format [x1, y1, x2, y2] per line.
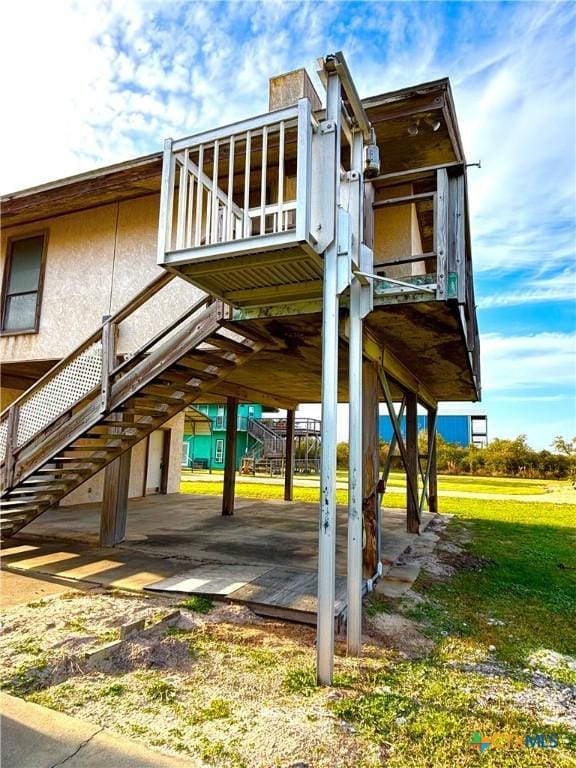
[66, 440, 128, 450]
[159, 368, 209, 385]
[121, 406, 168, 416]
[0, 498, 40, 509]
[8, 487, 60, 496]
[138, 388, 188, 402]
[37, 467, 88, 474]
[220, 323, 272, 347]
[52, 456, 108, 463]
[0, 509, 35, 519]
[21, 479, 68, 488]
[99, 420, 145, 429]
[157, 366, 219, 389]
[184, 350, 236, 368]
[206, 334, 254, 355]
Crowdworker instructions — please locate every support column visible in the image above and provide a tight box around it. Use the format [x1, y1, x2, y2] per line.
[284, 409, 295, 501]
[100, 416, 131, 547]
[405, 391, 419, 533]
[317, 69, 342, 686]
[347, 280, 363, 655]
[362, 361, 379, 578]
[427, 406, 438, 514]
[222, 397, 238, 516]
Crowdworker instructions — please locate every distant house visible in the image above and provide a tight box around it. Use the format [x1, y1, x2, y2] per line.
[379, 413, 488, 448]
[182, 403, 264, 470]
[183, 405, 322, 473]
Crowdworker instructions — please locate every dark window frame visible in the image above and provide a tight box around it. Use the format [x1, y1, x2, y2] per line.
[1, 231, 48, 335]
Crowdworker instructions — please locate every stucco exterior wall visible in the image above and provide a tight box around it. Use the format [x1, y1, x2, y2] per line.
[0, 194, 204, 364]
[60, 412, 184, 506]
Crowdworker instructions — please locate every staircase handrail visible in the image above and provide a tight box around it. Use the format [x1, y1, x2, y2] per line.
[0, 271, 214, 480]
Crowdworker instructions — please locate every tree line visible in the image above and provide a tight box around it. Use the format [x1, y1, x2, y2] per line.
[336, 434, 576, 480]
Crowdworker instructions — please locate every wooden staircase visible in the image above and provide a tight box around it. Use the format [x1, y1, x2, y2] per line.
[0, 274, 267, 539]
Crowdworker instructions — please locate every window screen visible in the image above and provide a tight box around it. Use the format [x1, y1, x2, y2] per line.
[3, 235, 45, 331]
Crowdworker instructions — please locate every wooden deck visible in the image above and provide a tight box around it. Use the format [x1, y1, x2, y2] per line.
[2, 494, 432, 627]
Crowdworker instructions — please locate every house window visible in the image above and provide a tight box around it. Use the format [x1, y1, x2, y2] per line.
[215, 439, 224, 463]
[2, 234, 47, 333]
[215, 405, 225, 430]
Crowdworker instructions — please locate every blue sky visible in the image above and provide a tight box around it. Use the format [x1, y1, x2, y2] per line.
[1, 0, 574, 449]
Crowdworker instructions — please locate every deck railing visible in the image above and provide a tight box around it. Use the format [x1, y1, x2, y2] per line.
[159, 100, 314, 264]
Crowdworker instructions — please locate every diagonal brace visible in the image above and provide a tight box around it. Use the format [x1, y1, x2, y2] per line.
[377, 369, 420, 523]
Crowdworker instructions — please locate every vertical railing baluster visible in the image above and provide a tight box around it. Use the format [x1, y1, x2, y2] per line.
[227, 135, 235, 240]
[176, 150, 189, 249]
[206, 190, 212, 244]
[277, 121, 285, 233]
[186, 170, 195, 249]
[195, 145, 204, 247]
[260, 126, 268, 236]
[211, 140, 220, 243]
[244, 130, 251, 238]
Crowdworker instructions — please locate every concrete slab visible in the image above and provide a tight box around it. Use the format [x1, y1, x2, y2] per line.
[386, 564, 422, 583]
[4, 494, 435, 624]
[0, 692, 200, 768]
[374, 579, 412, 598]
[0, 570, 89, 610]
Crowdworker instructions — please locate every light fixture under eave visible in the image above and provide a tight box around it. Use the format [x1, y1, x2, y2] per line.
[424, 116, 441, 132]
[407, 122, 419, 136]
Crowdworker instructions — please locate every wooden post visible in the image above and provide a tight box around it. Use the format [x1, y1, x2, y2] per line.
[100, 413, 131, 546]
[362, 361, 379, 577]
[100, 320, 117, 414]
[3, 404, 20, 490]
[284, 409, 295, 501]
[222, 397, 238, 516]
[427, 406, 438, 514]
[405, 391, 420, 533]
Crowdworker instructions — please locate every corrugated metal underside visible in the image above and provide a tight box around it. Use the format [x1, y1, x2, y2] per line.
[174, 245, 324, 307]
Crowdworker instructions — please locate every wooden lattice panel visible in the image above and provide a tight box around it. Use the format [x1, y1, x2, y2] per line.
[16, 345, 103, 448]
[0, 419, 7, 462]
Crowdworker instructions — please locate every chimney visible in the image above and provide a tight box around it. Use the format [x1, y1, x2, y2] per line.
[269, 68, 322, 112]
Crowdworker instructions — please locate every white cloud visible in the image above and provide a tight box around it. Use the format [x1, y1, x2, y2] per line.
[481, 331, 576, 391]
[477, 266, 576, 308]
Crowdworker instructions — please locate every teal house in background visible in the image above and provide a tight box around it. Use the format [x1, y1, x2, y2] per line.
[182, 403, 264, 470]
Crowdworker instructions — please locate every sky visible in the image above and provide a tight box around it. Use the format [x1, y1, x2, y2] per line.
[1, 0, 574, 450]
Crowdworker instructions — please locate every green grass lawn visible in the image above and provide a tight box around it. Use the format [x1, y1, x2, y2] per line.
[358, 499, 576, 766]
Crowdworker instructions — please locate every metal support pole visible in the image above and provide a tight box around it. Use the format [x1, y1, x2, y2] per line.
[347, 277, 363, 655]
[347, 126, 365, 657]
[317, 70, 341, 686]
